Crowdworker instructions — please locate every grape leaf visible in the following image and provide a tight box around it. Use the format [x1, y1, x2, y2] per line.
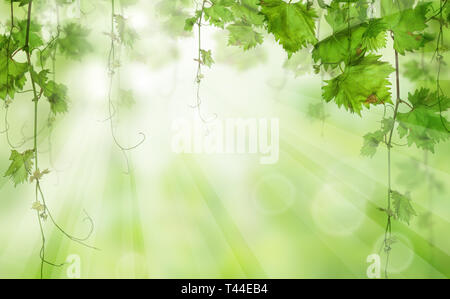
[115, 14, 139, 49]
[43, 81, 69, 114]
[361, 117, 393, 157]
[361, 130, 385, 157]
[4, 149, 34, 186]
[403, 60, 434, 82]
[308, 102, 329, 121]
[213, 31, 267, 71]
[260, 0, 317, 58]
[397, 88, 450, 152]
[203, 0, 236, 28]
[361, 19, 388, 51]
[313, 20, 387, 70]
[391, 190, 417, 225]
[200, 49, 214, 67]
[324, 0, 369, 33]
[382, 1, 432, 54]
[231, 0, 265, 26]
[184, 10, 202, 32]
[185, 0, 264, 51]
[12, 19, 43, 50]
[227, 22, 263, 50]
[30, 68, 50, 88]
[0, 47, 28, 101]
[30, 68, 69, 114]
[313, 24, 365, 69]
[156, 0, 193, 37]
[380, 0, 415, 16]
[322, 55, 395, 114]
[57, 23, 93, 60]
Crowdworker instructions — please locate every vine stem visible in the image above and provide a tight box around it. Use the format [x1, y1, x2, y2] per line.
[106, 0, 145, 174]
[316, 10, 326, 136]
[191, 0, 217, 124]
[436, 0, 449, 133]
[23, 0, 97, 278]
[1, 1, 21, 148]
[23, 0, 47, 279]
[383, 35, 401, 279]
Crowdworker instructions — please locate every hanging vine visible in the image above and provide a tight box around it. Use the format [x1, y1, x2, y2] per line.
[184, 0, 450, 278]
[186, 0, 218, 123]
[1, 0, 97, 278]
[0, 0, 448, 279]
[105, 0, 145, 172]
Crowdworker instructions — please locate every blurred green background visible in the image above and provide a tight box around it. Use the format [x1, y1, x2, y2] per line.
[0, 0, 449, 278]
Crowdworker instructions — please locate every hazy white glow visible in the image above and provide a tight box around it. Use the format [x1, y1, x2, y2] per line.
[126, 63, 152, 94]
[80, 62, 109, 101]
[128, 10, 149, 30]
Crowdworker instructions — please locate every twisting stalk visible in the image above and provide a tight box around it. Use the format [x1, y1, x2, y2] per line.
[191, 0, 217, 123]
[382, 32, 402, 278]
[22, 0, 97, 278]
[436, 0, 449, 132]
[23, 0, 47, 279]
[2, 0, 27, 149]
[106, 0, 145, 173]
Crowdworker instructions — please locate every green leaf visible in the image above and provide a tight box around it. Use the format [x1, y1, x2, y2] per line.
[307, 102, 329, 121]
[322, 55, 395, 114]
[184, 10, 202, 32]
[200, 49, 214, 67]
[382, 1, 432, 54]
[397, 88, 450, 152]
[361, 19, 388, 51]
[12, 19, 43, 50]
[403, 60, 434, 82]
[361, 130, 385, 157]
[115, 14, 139, 49]
[57, 23, 93, 60]
[30, 68, 50, 88]
[406, 88, 450, 111]
[203, 0, 236, 28]
[30, 68, 69, 114]
[43, 81, 69, 114]
[380, 0, 415, 16]
[260, 0, 317, 58]
[157, 0, 193, 36]
[313, 20, 387, 70]
[324, 0, 369, 33]
[313, 25, 364, 69]
[391, 190, 417, 225]
[4, 149, 34, 186]
[0, 47, 28, 101]
[227, 22, 263, 50]
[231, 0, 265, 26]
